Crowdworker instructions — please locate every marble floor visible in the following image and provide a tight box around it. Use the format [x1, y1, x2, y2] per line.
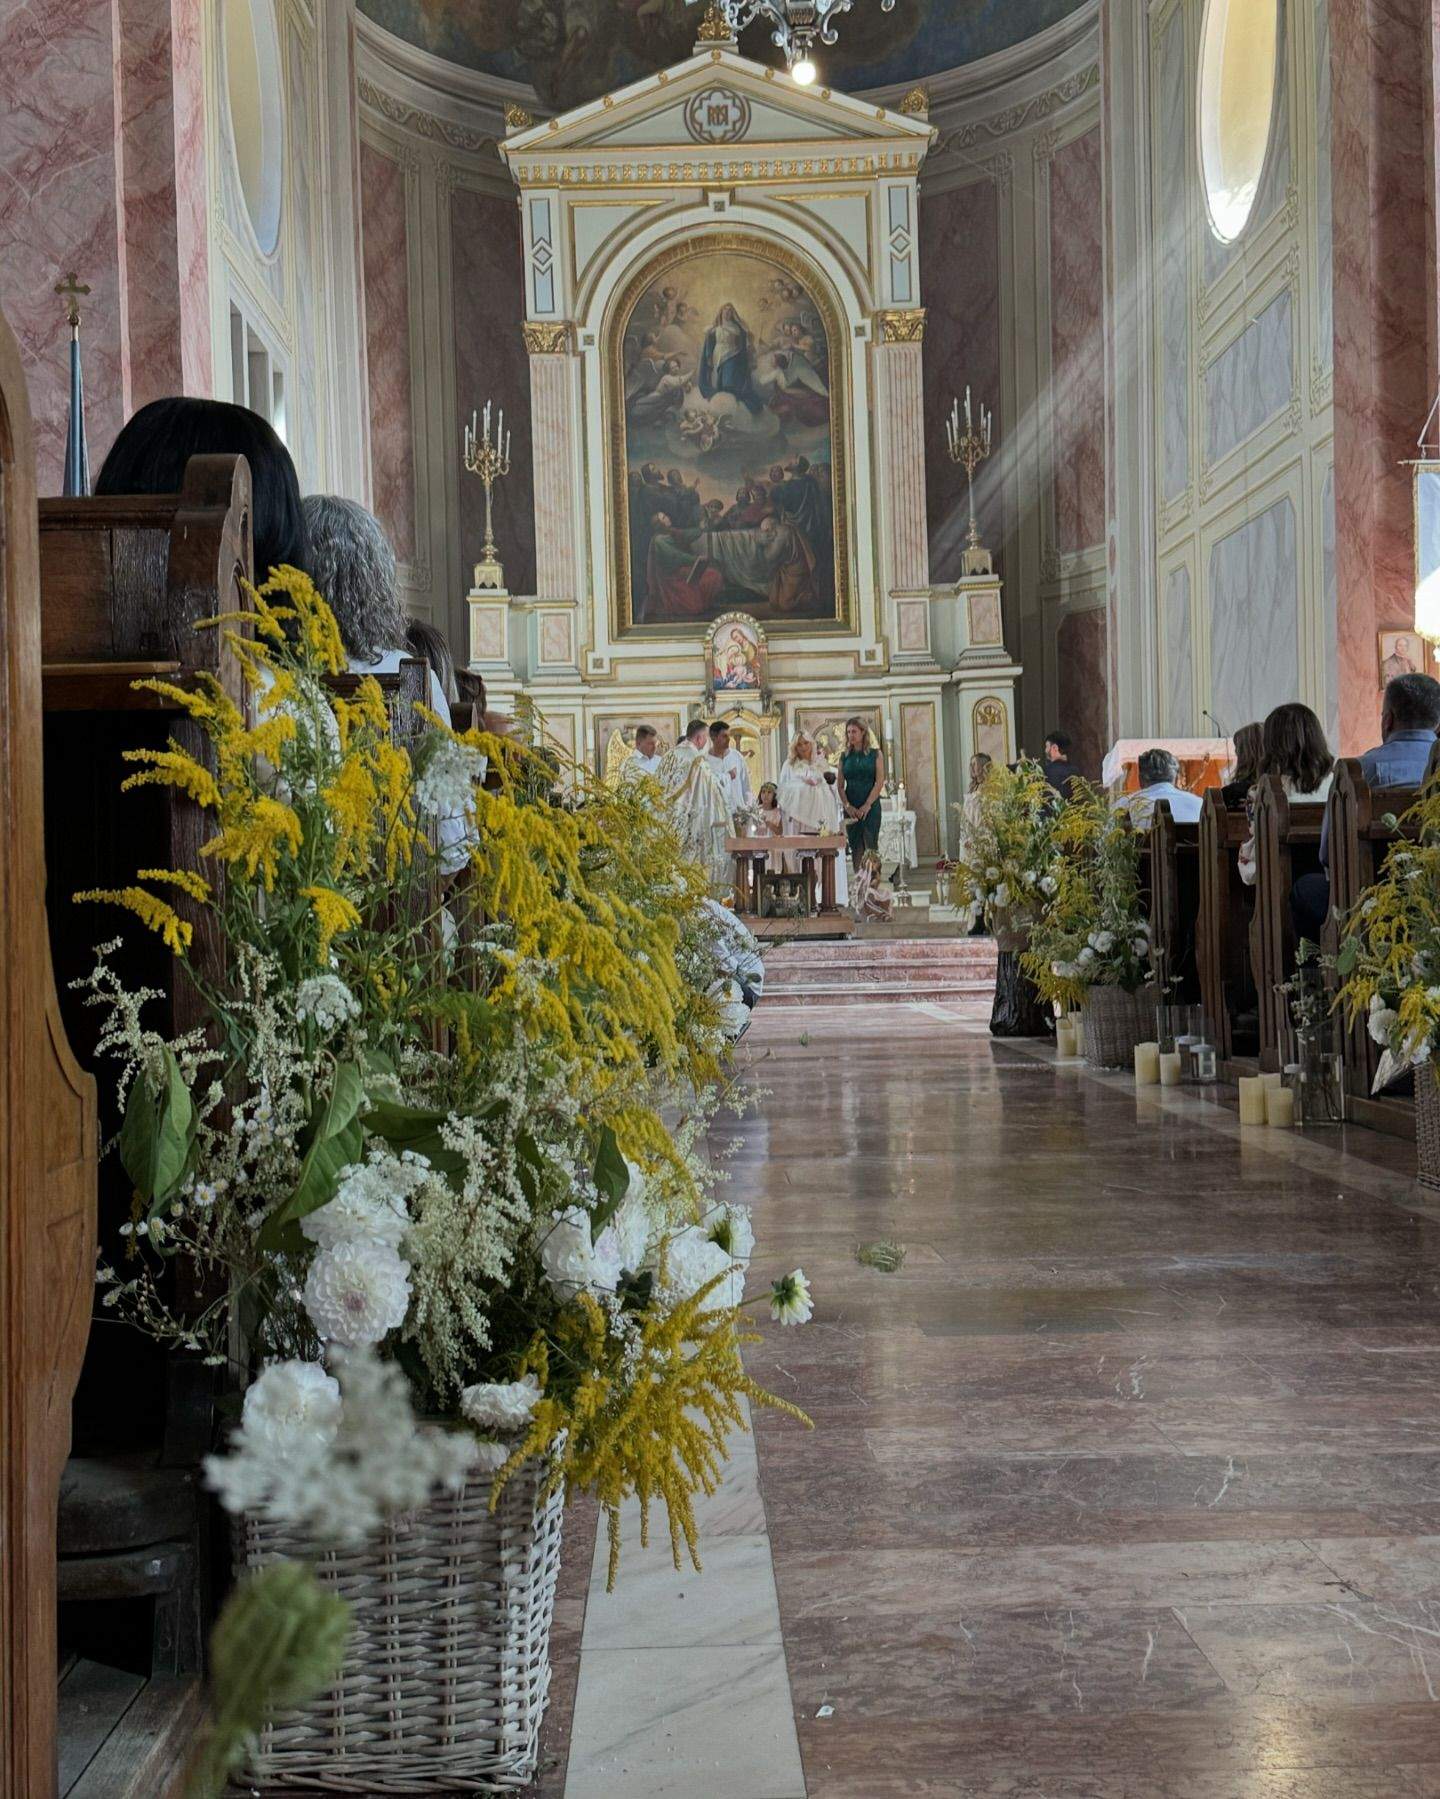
[545, 996, 1440, 1798]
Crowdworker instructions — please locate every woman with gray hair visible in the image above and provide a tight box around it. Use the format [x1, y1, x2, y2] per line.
[302, 494, 472, 871]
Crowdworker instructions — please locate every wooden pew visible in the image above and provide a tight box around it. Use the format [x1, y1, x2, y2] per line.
[38, 459, 254, 1682]
[0, 310, 99, 1797]
[1197, 788, 1257, 1070]
[1251, 774, 1327, 1073]
[1148, 801, 1202, 1004]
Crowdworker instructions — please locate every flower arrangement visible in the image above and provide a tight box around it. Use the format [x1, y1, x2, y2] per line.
[78, 569, 812, 1612]
[1022, 782, 1153, 1010]
[1335, 787, 1440, 1083]
[947, 759, 1058, 937]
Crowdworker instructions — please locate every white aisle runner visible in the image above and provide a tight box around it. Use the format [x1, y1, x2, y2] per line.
[562, 1396, 807, 1799]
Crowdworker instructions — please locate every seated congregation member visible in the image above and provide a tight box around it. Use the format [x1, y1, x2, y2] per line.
[779, 729, 848, 904]
[95, 395, 307, 580]
[405, 618, 459, 706]
[302, 494, 472, 874]
[1042, 727, 1081, 799]
[1220, 721, 1264, 808]
[1117, 747, 1203, 826]
[1238, 702, 1334, 887]
[1291, 671, 1440, 941]
[840, 716, 885, 865]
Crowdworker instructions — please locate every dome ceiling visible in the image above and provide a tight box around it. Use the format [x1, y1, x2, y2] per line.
[358, 0, 1090, 113]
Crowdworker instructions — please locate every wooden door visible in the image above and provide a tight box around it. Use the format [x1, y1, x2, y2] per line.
[0, 311, 98, 1796]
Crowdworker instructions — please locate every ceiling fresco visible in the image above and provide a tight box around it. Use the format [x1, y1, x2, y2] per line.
[358, 0, 1090, 113]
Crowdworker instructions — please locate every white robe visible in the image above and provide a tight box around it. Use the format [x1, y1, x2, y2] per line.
[708, 745, 753, 816]
[656, 740, 733, 892]
[777, 758, 848, 904]
[622, 749, 662, 782]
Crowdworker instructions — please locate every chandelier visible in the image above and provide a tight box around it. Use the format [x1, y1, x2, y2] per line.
[688, 0, 895, 84]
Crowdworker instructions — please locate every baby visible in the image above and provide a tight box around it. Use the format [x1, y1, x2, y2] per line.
[853, 850, 895, 924]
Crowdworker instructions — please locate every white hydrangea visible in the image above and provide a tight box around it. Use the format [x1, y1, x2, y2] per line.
[460, 1373, 541, 1433]
[1090, 931, 1115, 954]
[301, 1147, 432, 1253]
[415, 738, 486, 821]
[1368, 999, 1399, 1046]
[240, 1359, 342, 1454]
[538, 1206, 625, 1296]
[303, 1239, 411, 1346]
[295, 974, 361, 1034]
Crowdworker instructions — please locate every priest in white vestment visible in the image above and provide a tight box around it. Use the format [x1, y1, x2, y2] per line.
[707, 719, 753, 820]
[657, 719, 734, 893]
[777, 730, 848, 905]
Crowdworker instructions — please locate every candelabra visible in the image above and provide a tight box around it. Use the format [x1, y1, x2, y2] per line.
[463, 401, 512, 593]
[944, 386, 994, 577]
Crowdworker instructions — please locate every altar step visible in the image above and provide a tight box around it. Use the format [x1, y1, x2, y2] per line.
[760, 934, 998, 1006]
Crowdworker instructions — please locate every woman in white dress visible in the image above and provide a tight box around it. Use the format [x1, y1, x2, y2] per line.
[777, 730, 848, 905]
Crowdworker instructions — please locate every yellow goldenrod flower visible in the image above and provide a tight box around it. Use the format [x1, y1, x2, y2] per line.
[120, 745, 222, 811]
[199, 795, 304, 889]
[299, 885, 361, 961]
[74, 885, 193, 954]
[135, 867, 213, 904]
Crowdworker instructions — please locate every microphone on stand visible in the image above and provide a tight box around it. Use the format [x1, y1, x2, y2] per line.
[1202, 707, 1229, 740]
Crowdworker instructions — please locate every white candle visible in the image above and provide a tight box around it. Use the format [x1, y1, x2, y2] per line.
[1134, 1042, 1160, 1084]
[1056, 1021, 1076, 1059]
[1238, 1076, 1266, 1125]
[1265, 1085, 1295, 1127]
[965, 385, 972, 429]
[1159, 1051, 1182, 1087]
[1259, 1071, 1283, 1091]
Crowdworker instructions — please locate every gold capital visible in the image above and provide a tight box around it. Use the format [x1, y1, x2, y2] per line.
[696, 1, 734, 41]
[523, 320, 574, 355]
[874, 308, 926, 344]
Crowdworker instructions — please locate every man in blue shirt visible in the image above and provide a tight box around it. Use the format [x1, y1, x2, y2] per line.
[1116, 747, 1204, 826]
[1292, 671, 1440, 941]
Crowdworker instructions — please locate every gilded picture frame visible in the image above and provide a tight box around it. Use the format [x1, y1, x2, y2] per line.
[607, 232, 853, 640]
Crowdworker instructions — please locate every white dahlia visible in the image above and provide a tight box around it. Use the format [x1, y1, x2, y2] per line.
[460, 1373, 542, 1433]
[656, 1227, 736, 1311]
[539, 1206, 624, 1296]
[241, 1359, 342, 1452]
[303, 1239, 411, 1346]
[769, 1267, 814, 1327]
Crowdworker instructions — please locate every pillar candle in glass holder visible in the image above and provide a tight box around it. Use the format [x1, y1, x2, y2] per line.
[1265, 1085, 1295, 1128]
[1134, 1041, 1161, 1084]
[1159, 1051, 1182, 1086]
[1238, 1076, 1266, 1125]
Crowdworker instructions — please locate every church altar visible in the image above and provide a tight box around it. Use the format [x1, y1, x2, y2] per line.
[466, 21, 1022, 866]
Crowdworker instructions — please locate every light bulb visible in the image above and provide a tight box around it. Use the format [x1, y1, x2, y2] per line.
[792, 58, 816, 84]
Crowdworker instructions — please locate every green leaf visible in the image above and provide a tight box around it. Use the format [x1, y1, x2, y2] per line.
[360, 1096, 467, 1177]
[1335, 939, 1359, 979]
[119, 1049, 196, 1216]
[260, 1063, 367, 1250]
[589, 1124, 629, 1234]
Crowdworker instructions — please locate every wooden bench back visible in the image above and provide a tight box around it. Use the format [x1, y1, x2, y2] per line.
[1252, 774, 1327, 1072]
[1196, 788, 1254, 1065]
[0, 308, 99, 1798]
[1148, 803, 1201, 1003]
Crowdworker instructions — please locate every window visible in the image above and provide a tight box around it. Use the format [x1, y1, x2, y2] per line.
[229, 302, 289, 442]
[1197, 0, 1280, 244]
[223, 0, 284, 257]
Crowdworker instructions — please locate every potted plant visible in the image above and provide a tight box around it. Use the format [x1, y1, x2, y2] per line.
[1023, 783, 1156, 1067]
[79, 571, 813, 1794]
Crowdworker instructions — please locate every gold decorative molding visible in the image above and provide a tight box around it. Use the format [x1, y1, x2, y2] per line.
[696, 1, 734, 41]
[898, 86, 930, 119]
[523, 320, 574, 355]
[510, 149, 924, 189]
[504, 103, 533, 134]
[874, 308, 926, 344]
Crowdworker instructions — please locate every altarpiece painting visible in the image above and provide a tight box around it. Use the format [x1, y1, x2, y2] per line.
[611, 238, 849, 637]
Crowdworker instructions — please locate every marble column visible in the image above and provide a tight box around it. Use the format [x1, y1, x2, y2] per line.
[1330, 0, 1438, 754]
[526, 326, 583, 608]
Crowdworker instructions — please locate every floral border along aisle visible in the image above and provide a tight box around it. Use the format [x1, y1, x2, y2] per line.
[77, 571, 813, 1794]
[1022, 782, 1156, 1068]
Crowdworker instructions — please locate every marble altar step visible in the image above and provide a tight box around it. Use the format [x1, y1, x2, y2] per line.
[760, 935, 997, 1006]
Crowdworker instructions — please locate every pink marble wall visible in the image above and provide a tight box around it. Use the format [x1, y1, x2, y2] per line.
[450, 185, 535, 596]
[0, 0, 128, 492]
[1048, 126, 1106, 554]
[1330, 0, 1436, 755]
[920, 176, 1003, 583]
[170, 0, 211, 396]
[361, 142, 417, 563]
[1055, 605, 1108, 781]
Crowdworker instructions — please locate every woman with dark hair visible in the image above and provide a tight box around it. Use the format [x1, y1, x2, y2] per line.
[1239, 702, 1334, 885]
[839, 717, 885, 866]
[95, 397, 306, 579]
[1220, 721, 1264, 808]
[405, 619, 458, 706]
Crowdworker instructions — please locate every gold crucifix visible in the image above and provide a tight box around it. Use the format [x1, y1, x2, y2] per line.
[54, 271, 90, 334]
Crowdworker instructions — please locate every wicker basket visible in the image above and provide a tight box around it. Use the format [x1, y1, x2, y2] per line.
[240, 1457, 564, 1794]
[1417, 1068, 1440, 1192]
[1082, 983, 1157, 1070]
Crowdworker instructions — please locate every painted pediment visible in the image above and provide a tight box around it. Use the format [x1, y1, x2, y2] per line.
[503, 48, 934, 164]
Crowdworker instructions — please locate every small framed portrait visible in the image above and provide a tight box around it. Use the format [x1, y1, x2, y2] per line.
[705, 612, 768, 707]
[1378, 629, 1428, 686]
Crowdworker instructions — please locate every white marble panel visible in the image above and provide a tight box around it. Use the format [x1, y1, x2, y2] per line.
[1165, 563, 1193, 734]
[1314, 0, 1333, 371]
[1204, 291, 1294, 467]
[1322, 464, 1338, 741]
[1156, 6, 1189, 502]
[1208, 496, 1299, 729]
[582, 1535, 783, 1651]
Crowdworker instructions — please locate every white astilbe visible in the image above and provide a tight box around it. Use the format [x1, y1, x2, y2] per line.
[414, 737, 486, 821]
[295, 974, 361, 1035]
[205, 1346, 480, 1548]
[303, 1239, 411, 1346]
[301, 1146, 432, 1252]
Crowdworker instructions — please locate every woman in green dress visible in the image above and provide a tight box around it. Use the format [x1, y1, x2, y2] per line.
[839, 717, 885, 866]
